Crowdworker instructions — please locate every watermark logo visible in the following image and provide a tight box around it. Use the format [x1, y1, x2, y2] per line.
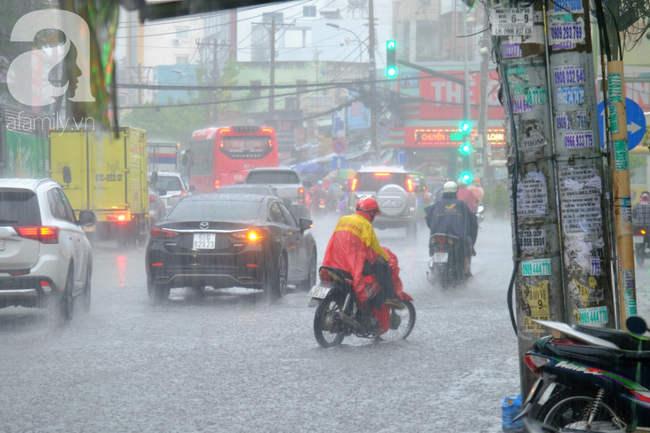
[6, 9, 95, 107]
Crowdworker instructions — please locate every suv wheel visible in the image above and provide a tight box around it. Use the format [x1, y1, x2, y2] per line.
[60, 266, 74, 322]
[82, 263, 92, 313]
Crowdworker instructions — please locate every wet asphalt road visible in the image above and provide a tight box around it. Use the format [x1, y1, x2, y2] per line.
[2, 214, 647, 432]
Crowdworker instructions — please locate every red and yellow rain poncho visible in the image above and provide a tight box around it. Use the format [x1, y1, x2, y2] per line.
[321, 212, 389, 304]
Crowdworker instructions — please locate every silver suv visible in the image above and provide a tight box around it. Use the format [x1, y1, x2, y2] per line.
[346, 166, 418, 238]
[149, 171, 193, 211]
[0, 179, 96, 320]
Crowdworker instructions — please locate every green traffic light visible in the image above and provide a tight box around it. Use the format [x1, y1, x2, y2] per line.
[460, 121, 471, 133]
[460, 172, 472, 182]
[387, 40, 396, 50]
[460, 143, 472, 155]
[386, 66, 397, 78]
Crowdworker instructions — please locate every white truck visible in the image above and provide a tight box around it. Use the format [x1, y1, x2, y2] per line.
[244, 168, 311, 219]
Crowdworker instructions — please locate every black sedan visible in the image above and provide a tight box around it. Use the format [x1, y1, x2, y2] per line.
[145, 193, 317, 303]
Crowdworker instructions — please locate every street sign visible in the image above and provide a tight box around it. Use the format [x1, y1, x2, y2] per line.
[331, 156, 346, 171]
[395, 150, 408, 165]
[332, 140, 347, 155]
[598, 98, 647, 150]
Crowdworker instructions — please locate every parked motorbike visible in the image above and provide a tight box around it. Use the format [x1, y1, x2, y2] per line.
[634, 225, 650, 265]
[427, 233, 466, 288]
[308, 266, 416, 348]
[476, 204, 485, 225]
[516, 317, 650, 431]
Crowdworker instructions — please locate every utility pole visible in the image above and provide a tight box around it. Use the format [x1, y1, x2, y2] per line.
[494, 0, 566, 397]
[213, 39, 219, 123]
[368, 0, 378, 159]
[268, 17, 276, 118]
[477, 35, 491, 183]
[546, 0, 615, 332]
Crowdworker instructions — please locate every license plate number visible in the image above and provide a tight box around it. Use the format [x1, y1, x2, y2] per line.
[0, 239, 4, 251]
[82, 225, 95, 233]
[433, 252, 448, 263]
[193, 233, 216, 249]
[307, 285, 331, 299]
[319, 204, 325, 208]
[634, 236, 643, 243]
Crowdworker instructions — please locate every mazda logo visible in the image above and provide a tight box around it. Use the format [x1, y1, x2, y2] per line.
[200, 222, 209, 229]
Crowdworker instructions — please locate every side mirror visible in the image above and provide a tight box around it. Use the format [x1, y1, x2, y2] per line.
[63, 166, 72, 184]
[627, 316, 648, 335]
[181, 150, 190, 166]
[189, 185, 196, 192]
[150, 171, 158, 185]
[157, 189, 167, 196]
[299, 218, 313, 232]
[303, 180, 312, 188]
[78, 210, 96, 226]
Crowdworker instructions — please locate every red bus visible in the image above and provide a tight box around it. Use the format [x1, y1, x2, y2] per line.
[186, 126, 278, 193]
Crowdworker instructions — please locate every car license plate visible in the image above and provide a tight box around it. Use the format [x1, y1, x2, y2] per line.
[82, 225, 95, 233]
[433, 252, 448, 263]
[634, 236, 643, 243]
[307, 285, 331, 299]
[319, 204, 325, 208]
[193, 233, 216, 249]
[0, 239, 4, 251]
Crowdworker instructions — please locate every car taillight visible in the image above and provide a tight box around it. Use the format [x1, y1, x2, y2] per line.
[107, 213, 130, 222]
[14, 226, 60, 244]
[523, 354, 550, 373]
[374, 173, 390, 177]
[299, 187, 305, 204]
[350, 178, 358, 191]
[215, 180, 220, 190]
[406, 176, 414, 192]
[247, 230, 262, 241]
[150, 227, 178, 238]
[642, 229, 647, 235]
[180, 189, 186, 198]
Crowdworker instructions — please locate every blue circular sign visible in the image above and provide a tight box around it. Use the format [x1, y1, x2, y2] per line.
[332, 140, 347, 155]
[598, 97, 647, 150]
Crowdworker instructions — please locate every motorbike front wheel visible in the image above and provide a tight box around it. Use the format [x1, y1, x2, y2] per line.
[535, 389, 623, 430]
[313, 291, 346, 348]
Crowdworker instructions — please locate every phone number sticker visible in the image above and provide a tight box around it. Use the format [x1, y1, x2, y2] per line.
[556, 86, 585, 105]
[556, 111, 587, 130]
[548, 21, 585, 46]
[554, 65, 586, 86]
[490, 7, 533, 36]
[564, 131, 594, 148]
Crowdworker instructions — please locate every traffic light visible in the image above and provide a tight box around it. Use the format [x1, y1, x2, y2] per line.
[460, 121, 471, 133]
[386, 40, 397, 78]
[460, 143, 472, 155]
[460, 172, 473, 183]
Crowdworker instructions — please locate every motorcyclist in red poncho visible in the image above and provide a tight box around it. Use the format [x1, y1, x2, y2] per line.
[321, 197, 404, 310]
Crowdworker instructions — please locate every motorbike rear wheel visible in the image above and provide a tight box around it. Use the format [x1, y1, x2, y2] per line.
[314, 291, 346, 348]
[535, 389, 623, 430]
[379, 300, 416, 341]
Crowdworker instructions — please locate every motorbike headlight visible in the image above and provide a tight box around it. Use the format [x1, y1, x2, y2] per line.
[477, 206, 484, 212]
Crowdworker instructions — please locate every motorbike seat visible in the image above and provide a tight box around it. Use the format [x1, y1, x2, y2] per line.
[573, 324, 650, 352]
[538, 339, 650, 385]
[319, 266, 353, 284]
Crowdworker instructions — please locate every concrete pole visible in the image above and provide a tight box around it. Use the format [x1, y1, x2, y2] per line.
[607, 61, 638, 328]
[545, 0, 615, 328]
[368, 0, 378, 160]
[498, 0, 566, 397]
[268, 17, 276, 118]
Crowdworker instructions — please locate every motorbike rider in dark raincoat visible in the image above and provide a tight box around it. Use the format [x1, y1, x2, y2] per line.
[425, 181, 478, 276]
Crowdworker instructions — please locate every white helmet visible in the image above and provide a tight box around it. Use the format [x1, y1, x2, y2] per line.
[443, 181, 458, 193]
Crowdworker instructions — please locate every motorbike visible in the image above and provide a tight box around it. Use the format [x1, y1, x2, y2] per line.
[476, 204, 485, 225]
[516, 317, 650, 431]
[427, 233, 466, 288]
[634, 225, 650, 265]
[308, 266, 416, 348]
